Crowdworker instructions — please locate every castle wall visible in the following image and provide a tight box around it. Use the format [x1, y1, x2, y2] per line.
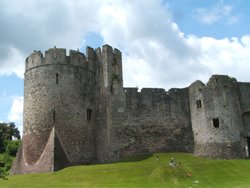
[109, 87, 194, 159]
[239, 83, 250, 137]
[13, 44, 250, 175]
[189, 75, 245, 158]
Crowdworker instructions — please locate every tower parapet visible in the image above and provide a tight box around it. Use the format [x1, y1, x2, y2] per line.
[69, 50, 87, 68]
[25, 50, 43, 70]
[100, 44, 123, 94]
[44, 48, 67, 64]
[24, 47, 101, 72]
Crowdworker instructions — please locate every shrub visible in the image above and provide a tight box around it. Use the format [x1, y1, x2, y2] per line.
[5, 140, 21, 157]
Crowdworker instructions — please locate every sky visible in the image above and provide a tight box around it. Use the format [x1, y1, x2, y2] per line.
[1, 0, 250, 134]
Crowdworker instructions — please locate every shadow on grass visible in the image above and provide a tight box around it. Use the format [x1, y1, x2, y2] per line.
[118, 153, 153, 163]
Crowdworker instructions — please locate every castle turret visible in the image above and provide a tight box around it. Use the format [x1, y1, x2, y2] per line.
[94, 45, 126, 163]
[189, 75, 245, 158]
[12, 46, 100, 174]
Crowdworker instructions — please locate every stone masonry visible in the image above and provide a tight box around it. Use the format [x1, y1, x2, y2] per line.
[11, 45, 250, 174]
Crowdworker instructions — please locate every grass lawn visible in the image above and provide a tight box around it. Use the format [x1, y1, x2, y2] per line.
[0, 153, 250, 188]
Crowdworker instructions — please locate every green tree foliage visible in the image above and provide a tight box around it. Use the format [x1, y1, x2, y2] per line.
[0, 122, 21, 179]
[0, 122, 20, 152]
[6, 140, 21, 157]
[0, 167, 7, 180]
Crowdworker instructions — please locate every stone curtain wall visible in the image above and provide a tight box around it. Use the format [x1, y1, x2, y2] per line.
[111, 87, 194, 159]
[239, 83, 250, 137]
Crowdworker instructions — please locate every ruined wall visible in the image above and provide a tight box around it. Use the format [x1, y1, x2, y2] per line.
[189, 75, 245, 158]
[239, 83, 250, 137]
[110, 87, 194, 159]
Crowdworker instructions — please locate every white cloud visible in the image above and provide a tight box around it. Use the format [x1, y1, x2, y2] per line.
[8, 96, 23, 135]
[0, 46, 25, 78]
[193, 3, 240, 25]
[96, 1, 250, 89]
[98, 0, 205, 88]
[0, 0, 249, 90]
[0, 0, 102, 78]
[186, 35, 250, 82]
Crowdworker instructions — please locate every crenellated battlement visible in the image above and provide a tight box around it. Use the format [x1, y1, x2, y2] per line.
[124, 87, 189, 110]
[125, 87, 187, 97]
[101, 44, 122, 63]
[25, 45, 122, 72]
[25, 50, 44, 70]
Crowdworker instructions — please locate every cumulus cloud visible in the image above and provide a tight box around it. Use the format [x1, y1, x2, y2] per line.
[187, 35, 250, 82]
[0, 0, 102, 77]
[98, 1, 205, 88]
[0, 47, 25, 78]
[193, 3, 240, 25]
[0, 0, 249, 90]
[97, 0, 250, 88]
[8, 96, 23, 134]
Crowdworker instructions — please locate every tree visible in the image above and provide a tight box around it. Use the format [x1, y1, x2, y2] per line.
[0, 122, 20, 152]
[0, 122, 21, 179]
[6, 140, 21, 157]
[0, 167, 7, 180]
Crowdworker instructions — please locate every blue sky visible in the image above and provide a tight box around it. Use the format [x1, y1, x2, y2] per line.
[1, 0, 250, 133]
[167, 0, 250, 38]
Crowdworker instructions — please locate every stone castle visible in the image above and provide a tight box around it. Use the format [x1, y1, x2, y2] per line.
[11, 44, 250, 174]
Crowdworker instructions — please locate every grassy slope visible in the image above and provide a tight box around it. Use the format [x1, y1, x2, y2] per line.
[1, 153, 250, 188]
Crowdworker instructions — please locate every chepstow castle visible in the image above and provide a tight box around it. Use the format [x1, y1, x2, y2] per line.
[11, 45, 250, 174]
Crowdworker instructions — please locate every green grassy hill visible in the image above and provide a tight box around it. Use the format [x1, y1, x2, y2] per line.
[1, 153, 250, 188]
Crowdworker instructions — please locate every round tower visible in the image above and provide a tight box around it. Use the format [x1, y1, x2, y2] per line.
[20, 47, 98, 172]
[189, 75, 245, 158]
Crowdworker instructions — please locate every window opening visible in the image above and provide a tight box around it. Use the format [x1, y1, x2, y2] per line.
[196, 100, 202, 108]
[213, 118, 219, 128]
[53, 110, 56, 123]
[56, 73, 59, 84]
[87, 108, 92, 121]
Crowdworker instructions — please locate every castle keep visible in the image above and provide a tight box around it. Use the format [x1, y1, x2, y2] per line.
[11, 45, 250, 174]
